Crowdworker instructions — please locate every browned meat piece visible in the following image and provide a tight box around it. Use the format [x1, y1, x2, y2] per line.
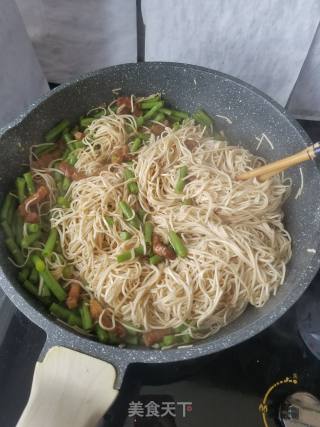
[143, 329, 172, 347]
[116, 96, 142, 116]
[149, 120, 170, 136]
[152, 234, 176, 260]
[184, 139, 198, 151]
[111, 145, 130, 163]
[100, 310, 126, 338]
[73, 131, 84, 141]
[32, 139, 65, 169]
[66, 282, 81, 309]
[59, 161, 84, 181]
[18, 185, 49, 223]
[89, 299, 103, 321]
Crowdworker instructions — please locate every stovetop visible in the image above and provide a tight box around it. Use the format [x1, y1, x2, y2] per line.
[0, 121, 319, 427]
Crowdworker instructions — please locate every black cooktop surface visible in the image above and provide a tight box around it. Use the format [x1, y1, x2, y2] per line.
[1, 121, 320, 427]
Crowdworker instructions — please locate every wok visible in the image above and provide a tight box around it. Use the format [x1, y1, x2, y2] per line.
[1, 62, 320, 426]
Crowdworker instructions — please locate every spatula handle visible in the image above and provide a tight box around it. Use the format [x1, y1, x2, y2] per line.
[17, 346, 119, 427]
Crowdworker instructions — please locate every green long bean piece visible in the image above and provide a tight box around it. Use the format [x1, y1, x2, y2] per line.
[79, 302, 93, 330]
[119, 231, 132, 241]
[192, 109, 214, 127]
[149, 255, 164, 265]
[34, 143, 55, 157]
[21, 230, 41, 248]
[171, 110, 189, 120]
[31, 255, 46, 272]
[1, 221, 14, 239]
[95, 324, 109, 343]
[49, 302, 72, 321]
[18, 268, 29, 283]
[161, 335, 175, 347]
[117, 245, 144, 263]
[5, 237, 24, 264]
[130, 137, 142, 153]
[143, 101, 164, 121]
[23, 280, 51, 305]
[175, 166, 188, 194]
[45, 119, 70, 142]
[159, 107, 173, 116]
[40, 269, 66, 302]
[16, 177, 26, 203]
[1, 193, 15, 222]
[143, 222, 153, 245]
[140, 96, 161, 109]
[27, 223, 39, 233]
[42, 228, 58, 257]
[68, 313, 82, 328]
[119, 201, 140, 229]
[123, 168, 138, 194]
[14, 212, 23, 246]
[23, 172, 35, 194]
[153, 112, 165, 122]
[29, 267, 39, 284]
[62, 132, 73, 144]
[168, 231, 188, 258]
[80, 117, 95, 128]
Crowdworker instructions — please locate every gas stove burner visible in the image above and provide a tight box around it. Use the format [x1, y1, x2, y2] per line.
[297, 280, 320, 360]
[279, 392, 320, 426]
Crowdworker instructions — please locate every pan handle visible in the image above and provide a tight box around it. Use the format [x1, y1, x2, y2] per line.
[16, 346, 119, 427]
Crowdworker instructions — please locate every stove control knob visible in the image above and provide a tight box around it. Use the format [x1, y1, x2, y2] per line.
[279, 392, 320, 427]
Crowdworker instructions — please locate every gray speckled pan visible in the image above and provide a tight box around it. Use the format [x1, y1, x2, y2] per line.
[1, 62, 320, 389]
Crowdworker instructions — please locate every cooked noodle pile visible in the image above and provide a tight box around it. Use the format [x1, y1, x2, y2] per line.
[50, 113, 292, 339]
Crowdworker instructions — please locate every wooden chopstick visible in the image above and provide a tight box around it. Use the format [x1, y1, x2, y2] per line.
[236, 143, 319, 182]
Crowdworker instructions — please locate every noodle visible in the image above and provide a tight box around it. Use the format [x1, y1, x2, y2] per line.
[49, 113, 291, 340]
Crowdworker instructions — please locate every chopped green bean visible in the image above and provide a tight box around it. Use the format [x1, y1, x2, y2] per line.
[123, 168, 138, 194]
[95, 324, 109, 343]
[31, 255, 46, 272]
[42, 228, 58, 257]
[119, 201, 134, 220]
[21, 230, 41, 248]
[192, 109, 214, 127]
[181, 334, 192, 344]
[153, 112, 165, 122]
[45, 119, 70, 143]
[22, 280, 39, 298]
[62, 132, 73, 144]
[137, 208, 146, 221]
[175, 166, 188, 194]
[171, 110, 189, 120]
[135, 116, 144, 127]
[23, 172, 35, 195]
[13, 212, 24, 246]
[119, 231, 132, 241]
[29, 267, 39, 284]
[159, 107, 173, 116]
[149, 255, 164, 265]
[1, 193, 15, 222]
[57, 196, 69, 208]
[40, 269, 66, 302]
[68, 313, 82, 328]
[143, 222, 153, 245]
[27, 223, 40, 233]
[174, 324, 187, 333]
[105, 216, 114, 227]
[80, 117, 95, 128]
[1, 221, 14, 239]
[161, 335, 175, 347]
[16, 177, 26, 203]
[66, 153, 77, 166]
[5, 238, 25, 264]
[140, 97, 161, 109]
[130, 137, 142, 153]
[137, 132, 150, 141]
[18, 268, 29, 283]
[143, 101, 164, 121]
[168, 231, 188, 258]
[117, 245, 144, 262]
[50, 303, 71, 321]
[79, 302, 93, 330]
[34, 143, 55, 157]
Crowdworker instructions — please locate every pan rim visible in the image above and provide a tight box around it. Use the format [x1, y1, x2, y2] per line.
[0, 61, 319, 368]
